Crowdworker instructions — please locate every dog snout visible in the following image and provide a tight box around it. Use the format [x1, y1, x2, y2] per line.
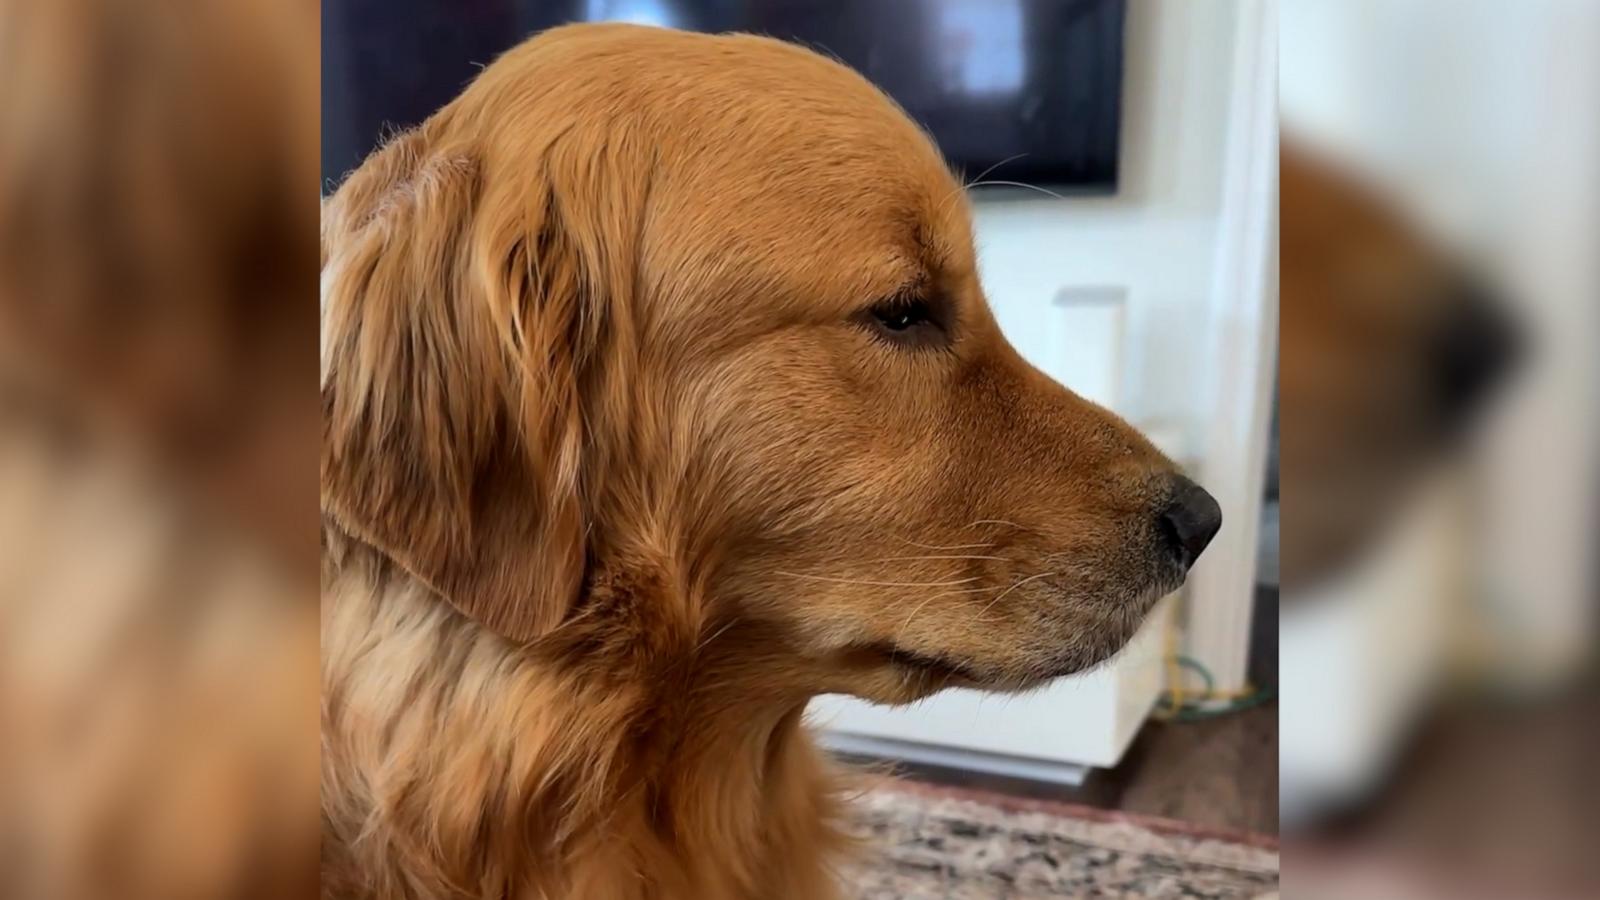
[1157, 475, 1222, 570]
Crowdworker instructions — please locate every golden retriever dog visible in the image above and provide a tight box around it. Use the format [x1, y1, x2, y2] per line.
[1279, 141, 1518, 593]
[321, 24, 1221, 900]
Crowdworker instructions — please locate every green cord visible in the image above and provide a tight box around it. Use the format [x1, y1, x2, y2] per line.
[1167, 686, 1276, 722]
[1157, 654, 1274, 722]
[1177, 655, 1215, 695]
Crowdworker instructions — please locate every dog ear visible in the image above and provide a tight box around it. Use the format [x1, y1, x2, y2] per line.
[320, 127, 614, 643]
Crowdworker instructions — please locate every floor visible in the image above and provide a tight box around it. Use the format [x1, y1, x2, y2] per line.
[874, 701, 1279, 837]
[845, 777, 1281, 899]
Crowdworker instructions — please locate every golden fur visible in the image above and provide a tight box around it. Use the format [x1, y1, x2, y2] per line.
[1280, 142, 1516, 590]
[0, 0, 319, 897]
[322, 24, 1202, 899]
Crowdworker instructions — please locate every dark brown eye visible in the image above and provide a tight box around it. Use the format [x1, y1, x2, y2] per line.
[873, 301, 935, 332]
[857, 291, 952, 350]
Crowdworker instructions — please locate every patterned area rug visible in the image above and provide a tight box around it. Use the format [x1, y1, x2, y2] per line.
[841, 779, 1279, 899]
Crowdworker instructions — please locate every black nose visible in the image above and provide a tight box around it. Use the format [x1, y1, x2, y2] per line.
[1431, 282, 1520, 430]
[1158, 476, 1222, 569]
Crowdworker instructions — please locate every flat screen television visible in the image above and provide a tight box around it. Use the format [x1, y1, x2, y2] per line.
[323, 0, 1126, 192]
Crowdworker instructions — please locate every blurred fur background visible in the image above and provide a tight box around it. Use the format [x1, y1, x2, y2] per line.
[0, 1, 319, 898]
[1280, 1, 1599, 897]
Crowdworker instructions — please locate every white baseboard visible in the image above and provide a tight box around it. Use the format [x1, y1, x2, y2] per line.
[819, 731, 1092, 787]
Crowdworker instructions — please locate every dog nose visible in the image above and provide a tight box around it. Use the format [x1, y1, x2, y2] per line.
[1431, 282, 1520, 430]
[1158, 475, 1222, 569]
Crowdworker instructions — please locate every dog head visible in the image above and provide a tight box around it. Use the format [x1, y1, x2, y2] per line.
[1280, 141, 1519, 592]
[321, 24, 1219, 703]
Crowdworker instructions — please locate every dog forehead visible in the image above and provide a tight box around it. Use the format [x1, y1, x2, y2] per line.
[640, 156, 966, 319]
[534, 29, 967, 302]
[471, 24, 974, 308]
[479, 25, 955, 195]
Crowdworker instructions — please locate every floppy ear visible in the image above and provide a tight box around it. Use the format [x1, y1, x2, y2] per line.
[320, 128, 604, 643]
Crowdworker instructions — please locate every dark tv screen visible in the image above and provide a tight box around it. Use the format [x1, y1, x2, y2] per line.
[323, 0, 1126, 191]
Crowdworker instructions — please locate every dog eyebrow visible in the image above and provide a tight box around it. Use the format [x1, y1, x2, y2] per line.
[891, 250, 938, 297]
[884, 275, 924, 303]
[914, 220, 955, 277]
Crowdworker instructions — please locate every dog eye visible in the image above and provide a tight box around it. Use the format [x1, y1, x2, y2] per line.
[873, 300, 935, 332]
[863, 297, 948, 348]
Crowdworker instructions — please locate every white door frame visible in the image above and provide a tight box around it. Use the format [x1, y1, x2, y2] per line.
[1183, 0, 1279, 692]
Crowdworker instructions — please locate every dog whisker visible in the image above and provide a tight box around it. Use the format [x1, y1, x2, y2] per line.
[891, 536, 995, 552]
[774, 572, 983, 588]
[890, 593, 944, 650]
[966, 179, 1070, 202]
[693, 618, 739, 654]
[974, 571, 1060, 622]
[963, 153, 1029, 191]
[1039, 551, 1088, 571]
[935, 151, 1030, 219]
[889, 582, 1003, 652]
[860, 554, 1011, 563]
[918, 585, 999, 596]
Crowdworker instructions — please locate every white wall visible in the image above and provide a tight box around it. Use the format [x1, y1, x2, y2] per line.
[975, 0, 1240, 458]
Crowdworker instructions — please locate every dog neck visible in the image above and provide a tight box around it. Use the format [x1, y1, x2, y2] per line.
[321, 537, 849, 899]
